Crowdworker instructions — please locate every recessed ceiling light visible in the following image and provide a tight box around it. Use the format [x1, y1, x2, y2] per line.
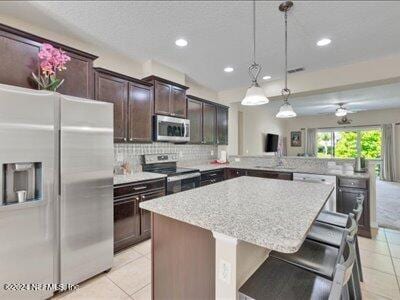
[317, 38, 331, 47]
[262, 75, 272, 80]
[224, 67, 234, 73]
[175, 38, 188, 47]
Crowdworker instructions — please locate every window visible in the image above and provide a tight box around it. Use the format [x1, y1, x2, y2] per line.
[316, 128, 381, 159]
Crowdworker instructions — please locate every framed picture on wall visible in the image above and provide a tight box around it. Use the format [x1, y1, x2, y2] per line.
[291, 131, 302, 147]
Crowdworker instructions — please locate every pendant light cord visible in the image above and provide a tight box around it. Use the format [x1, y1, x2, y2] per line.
[282, 8, 291, 103]
[253, 0, 256, 64]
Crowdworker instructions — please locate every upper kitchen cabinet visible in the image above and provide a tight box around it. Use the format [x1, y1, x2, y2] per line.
[94, 68, 153, 143]
[216, 105, 229, 145]
[202, 102, 216, 144]
[187, 95, 229, 145]
[0, 24, 97, 99]
[142, 75, 189, 118]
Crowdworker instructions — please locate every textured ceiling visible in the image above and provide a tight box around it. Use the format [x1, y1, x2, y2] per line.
[286, 81, 400, 116]
[1, 1, 400, 91]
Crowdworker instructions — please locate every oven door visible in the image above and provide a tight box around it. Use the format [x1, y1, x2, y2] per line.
[167, 172, 201, 194]
[155, 115, 190, 142]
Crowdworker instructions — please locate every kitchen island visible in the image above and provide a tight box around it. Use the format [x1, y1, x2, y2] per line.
[140, 176, 334, 300]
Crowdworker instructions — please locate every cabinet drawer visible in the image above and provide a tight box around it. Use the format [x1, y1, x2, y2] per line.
[339, 178, 367, 189]
[201, 169, 225, 182]
[114, 179, 166, 198]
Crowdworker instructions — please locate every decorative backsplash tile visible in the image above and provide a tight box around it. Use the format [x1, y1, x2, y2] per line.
[114, 143, 218, 171]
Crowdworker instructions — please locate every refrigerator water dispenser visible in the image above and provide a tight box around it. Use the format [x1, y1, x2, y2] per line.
[2, 162, 42, 205]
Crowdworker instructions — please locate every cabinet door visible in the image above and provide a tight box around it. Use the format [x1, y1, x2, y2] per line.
[128, 83, 153, 142]
[114, 196, 140, 252]
[226, 168, 246, 179]
[57, 51, 94, 99]
[95, 72, 128, 142]
[202, 102, 216, 144]
[337, 188, 369, 232]
[170, 86, 186, 118]
[139, 189, 166, 238]
[154, 81, 171, 115]
[216, 106, 228, 145]
[187, 98, 203, 144]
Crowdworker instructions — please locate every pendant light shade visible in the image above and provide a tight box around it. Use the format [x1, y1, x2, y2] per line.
[242, 84, 269, 106]
[242, 0, 269, 106]
[276, 101, 297, 118]
[276, 1, 297, 118]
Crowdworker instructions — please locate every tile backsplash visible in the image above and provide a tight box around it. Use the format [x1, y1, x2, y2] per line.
[114, 143, 218, 171]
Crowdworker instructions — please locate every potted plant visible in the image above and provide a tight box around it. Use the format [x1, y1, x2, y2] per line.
[32, 43, 71, 91]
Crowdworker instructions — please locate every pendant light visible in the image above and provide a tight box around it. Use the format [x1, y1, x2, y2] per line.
[276, 1, 297, 118]
[241, 0, 269, 106]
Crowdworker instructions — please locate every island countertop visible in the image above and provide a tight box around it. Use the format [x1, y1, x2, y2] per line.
[140, 176, 334, 253]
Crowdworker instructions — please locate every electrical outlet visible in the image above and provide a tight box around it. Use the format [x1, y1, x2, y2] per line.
[211, 150, 214, 156]
[116, 153, 123, 162]
[218, 260, 231, 284]
[179, 151, 183, 158]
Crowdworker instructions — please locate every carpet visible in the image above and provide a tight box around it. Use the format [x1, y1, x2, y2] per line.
[376, 179, 400, 231]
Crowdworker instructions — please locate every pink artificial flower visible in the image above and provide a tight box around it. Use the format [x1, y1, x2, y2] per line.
[37, 43, 70, 76]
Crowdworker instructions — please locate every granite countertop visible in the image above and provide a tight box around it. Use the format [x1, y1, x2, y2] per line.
[114, 172, 167, 185]
[140, 176, 334, 253]
[185, 163, 369, 179]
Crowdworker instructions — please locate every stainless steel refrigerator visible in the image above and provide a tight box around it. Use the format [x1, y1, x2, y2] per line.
[0, 84, 114, 299]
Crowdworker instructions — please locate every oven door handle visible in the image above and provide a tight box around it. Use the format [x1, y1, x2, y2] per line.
[167, 172, 201, 182]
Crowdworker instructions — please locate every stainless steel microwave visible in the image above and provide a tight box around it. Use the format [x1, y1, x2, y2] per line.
[154, 115, 190, 142]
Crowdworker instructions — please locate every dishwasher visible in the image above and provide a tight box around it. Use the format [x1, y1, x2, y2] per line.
[293, 173, 336, 212]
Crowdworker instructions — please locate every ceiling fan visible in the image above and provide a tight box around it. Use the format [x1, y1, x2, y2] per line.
[334, 103, 357, 117]
[316, 102, 364, 117]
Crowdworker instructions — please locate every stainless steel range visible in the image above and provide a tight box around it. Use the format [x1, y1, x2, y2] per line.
[143, 154, 200, 194]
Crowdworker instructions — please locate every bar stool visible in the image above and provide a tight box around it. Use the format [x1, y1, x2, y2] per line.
[239, 237, 357, 300]
[309, 197, 364, 283]
[270, 215, 360, 299]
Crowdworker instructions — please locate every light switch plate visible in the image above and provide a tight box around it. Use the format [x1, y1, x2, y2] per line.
[218, 259, 231, 284]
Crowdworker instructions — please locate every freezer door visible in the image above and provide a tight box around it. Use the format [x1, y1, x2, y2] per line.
[59, 96, 113, 285]
[0, 84, 56, 299]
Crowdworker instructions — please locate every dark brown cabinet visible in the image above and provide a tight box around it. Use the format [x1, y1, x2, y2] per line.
[0, 24, 97, 99]
[203, 102, 217, 144]
[143, 76, 189, 118]
[337, 178, 370, 237]
[216, 106, 229, 145]
[114, 196, 140, 252]
[246, 170, 293, 180]
[114, 178, 166, 253]
[187, 95, 229, 145]
[200, 169, 225, 186]
[187, 97, 203, 144]
[226, 168, 247, 179]
[94, 68, 153, 143]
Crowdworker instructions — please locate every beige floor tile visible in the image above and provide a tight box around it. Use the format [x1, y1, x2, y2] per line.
[113, 247, 142, 270]
[393, 258, 400, 276]
[361, 267, 400, 299]
[386, 231, 400, 246]
[389, 244, 400, 259]
[133, 239, 151, 255]
[107, 256, 151, 295]
[361, 289, 392, 300]
[360, 249, 395, 275]
[359, 237, 390, 255]
[56, 275, 130, 300]
[131, 284, 151, 300]
[372, 228, 388, 242]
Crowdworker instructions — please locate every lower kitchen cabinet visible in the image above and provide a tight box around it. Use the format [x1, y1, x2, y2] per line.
[337, 178, 370, 237]
[226, 168, 247, 179]
[246, 170, 293, 181]
[200, 169, 225, 186]
[113, 178, 166, 253]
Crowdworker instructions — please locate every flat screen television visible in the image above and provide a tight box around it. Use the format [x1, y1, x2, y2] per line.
[265, 134, 279, 152]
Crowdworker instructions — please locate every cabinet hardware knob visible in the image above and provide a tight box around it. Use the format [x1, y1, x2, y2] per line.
[123, 138, 127, 141]
[129, 138, 133, 141]
[142, 195, 146, 199]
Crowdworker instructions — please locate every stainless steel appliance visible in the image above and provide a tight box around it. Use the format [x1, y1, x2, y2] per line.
[354, 157, 366, 173]
[0, 84, 114, 299]
[154, 115, 190, 143]
[143, 154, 200, 194]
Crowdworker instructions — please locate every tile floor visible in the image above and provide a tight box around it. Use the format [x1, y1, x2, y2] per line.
[54, 229, 400, 300]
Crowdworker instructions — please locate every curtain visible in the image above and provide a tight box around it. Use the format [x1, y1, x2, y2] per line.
[306, 128, 317, 157]
[381, 124, 396, 181]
